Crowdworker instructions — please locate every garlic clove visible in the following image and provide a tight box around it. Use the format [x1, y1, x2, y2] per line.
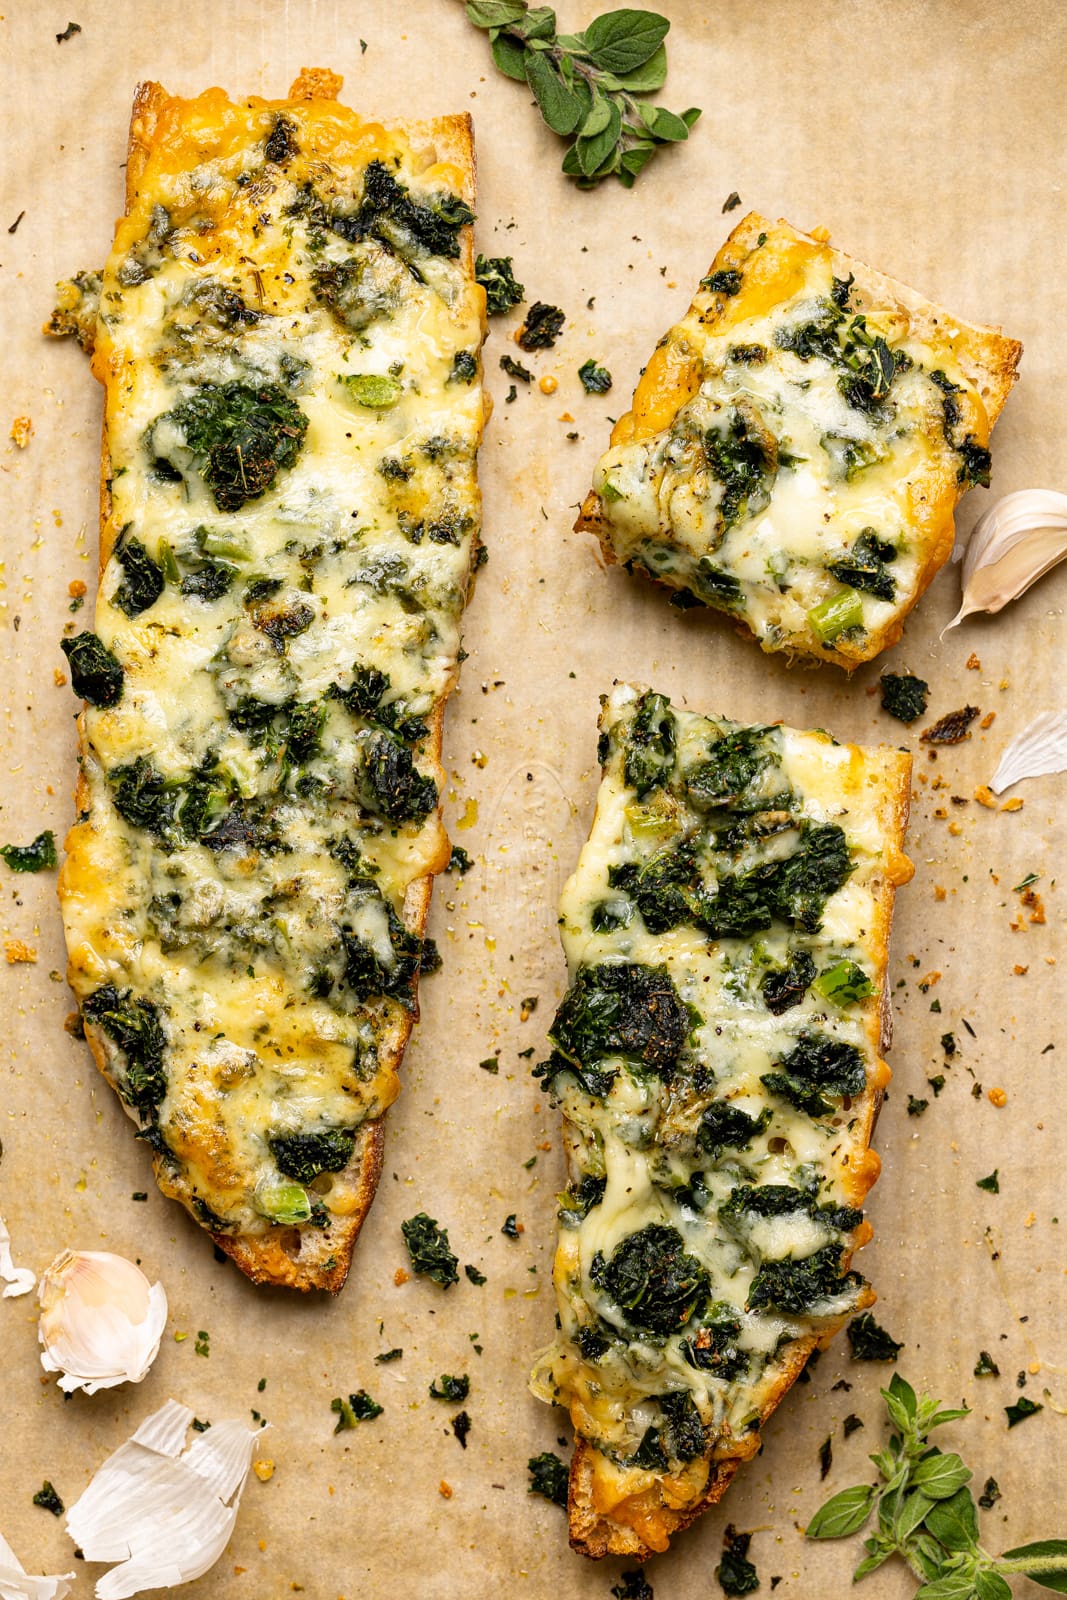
[946, 489, 1067, 631]
[38, 1251, 167, 1395]
[991, 708, 1067, 794]
[0, 1530, 73, 1600]
[0, 1214, 36, 1299]
[65, 1399, 261, 1600]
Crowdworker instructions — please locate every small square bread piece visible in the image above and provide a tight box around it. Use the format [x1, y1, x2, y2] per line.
[531, 684, 912, 1558]
[576, 213, 1021, 666]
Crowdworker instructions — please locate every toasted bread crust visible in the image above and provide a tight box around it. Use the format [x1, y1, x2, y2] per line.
[575, 211, 1022, 668]
[58, 77, 482, 1292]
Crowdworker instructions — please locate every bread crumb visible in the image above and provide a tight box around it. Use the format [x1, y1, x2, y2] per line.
[558, 411, 574, 422]
[917, 970, 941, 992]
[4, 940, 36, 964]
[974, 785, 997, 809]
[233, 1567, 246, 1576]
[538, 375, 558, 395]
[10, 416, 32, 448]
[933, 806, 948, 820]
[933, 886, 947, 901]
[289, 66, 344, 99]
[1029, 1359, 1041, 1374]
[1024, 1212, 1037, 1229]
[537, 1140, 552, 1152]
[948, 822, 963, 836]
[965, 652, 981, 670]
[1013, 964, 1029, 976]
[53, 668, 67, 686]
[68, 579, 87, 598]
[438, 1480, 453, 1499]
[253, 1459, 274, 1482]
[258, 1541, 268, 1553]
[980, 712, 996, 729]
[988, 1087, 1008, 1106]
[1001, 797, 1024, 812]
[394, 1267, 410, 1286]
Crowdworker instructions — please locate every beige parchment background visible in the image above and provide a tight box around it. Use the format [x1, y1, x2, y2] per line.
[1, 2, 1066, 1596]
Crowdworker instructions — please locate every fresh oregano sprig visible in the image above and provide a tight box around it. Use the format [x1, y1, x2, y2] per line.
[464, 2, 700, 187]
[807, 1373, 1067, 1597]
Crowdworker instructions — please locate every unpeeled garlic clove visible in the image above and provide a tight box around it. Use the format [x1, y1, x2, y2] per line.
[991, 708, 1067, 794]
[38, 1250, 167, 1395]
[945, 488, 1067, 631]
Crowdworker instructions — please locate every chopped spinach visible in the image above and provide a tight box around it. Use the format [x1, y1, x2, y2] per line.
[447, 845, 472, 875]
[558, 1173, 607, 1228]
[976, 1170, 1000, 1193]
[611, 1571, 654, 1600]
[623, 689, 676, 796]
[528, 1451, 568, 1507]
[704, 407, 775, 530]
[681, 1306, 747, 1380]
[880, 672, 929, 724]
[517, 301, 565, 350]
[180, 560, 235, 601]
[341, 895, 429, 1008]
[0, 830, 57, 873]
[61, 631, 124, 706]
[32, 1482, 64, 1517]
[149, 381, 308, 512]
[762, 950, 816, 1014]
[82, 984, 167, 1112]
[828, 529, 897, 602]
[709, 823, 853, 938]
[978, 1476, 1002, 1509]
[114, 536, 165, 616]
[578, 358, 612, 394]
[356, 729, 438, 824]
[685, 727, 773, 810]
[549, 962, 688, 1078]
[401, 1212, 459, 1288]
[698, 1102, 770, 1158]
[846, 1312, 903, 1361]
[269, 1127, 357, 1184]
[747, 1243, 863, 1314]
[591, 1223, 709, 1335]
[331, 1390, 383, 1432]
[464, 1263, 487, 1286]
[429, 1373, 470, 1401]
[761, 1031, 866, 1117]
[475, 254, 524, 315]
[717, 1524, 760, 1596]
[449, 349, 478, 384]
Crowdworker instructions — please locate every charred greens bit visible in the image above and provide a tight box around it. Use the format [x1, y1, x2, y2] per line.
[698, 1102, 770, 1158]
[401, 1212, 459, 1288]
[451, 1410, 472, 1448]
[375, 1349, 403, 1364]
[331, 1390, 383, 1431]
[311, 259, 395, 333]
[978, 1476, 1001, 1508]
[527, 1450, 568, 1508]
[578, 358, 612, 393]
[475, 254, 525, 314]
[681, 1307, 747, 1380]
[250, 594, 315, 647]
[717, 1525, 760, 1597]
[516, 301, 564, 351]
[501, 1213, 520, 1240]
[708, 822, 853, 938]
[808, 587, 864, 645]
[623, 690, 676, 796]
[356, 729, 438, 823]
[557, 1173, 606, 1227]
[748, 1243, 863, 1314]
[775, 296, 847, 364]
[701, 268, 742, 296]
[837, 326, 903, 417]
[341, 899, 427, 1009]
[429, 1373, 470, 1401]
[269, 1127, 357, 1184]
[592, 1223, 709, 1335]
[693, 557, 743, 608]
[921, 705, 979, 745]
[0, 830, 57, 873]
[447, 845, 473, 875]
[828, 530, 897, 601]
[611, 1574, 653, 1600]
[974, 1350, 1000, 1378]
[353, 158, 474, 258]
[846, 1312, 903, 1361]
[180, 561, 235, 601]
[114, 536, 165, 616]
[821, 432, 885, 483]
[61, 631, 124, 706]
[815, 959, 874, 1006]
[879, 671, 929, 724]
[32, 1482, 64, 1517]
[728, 342, 766, 364]
[761, 1031, 866, 1118]
[632, 1389, 705, 1467]
[549, 962, 688, 1077]
[149, 381, 308, 513]
[285, 700, 327, 763]
[449, 349, 478, 384]
[532, 1049, 616, 1101]
[500, 353, 533, 383]
[976, 1170, 999, 1193]
[331, 664, 428, 743]
[46, 269, 102, 352]
[704, 407, 775, 530]
[684, 726, 772, 810]
[464, 1263, 487, 1285]
[1005, 1395, 1042, 1427]
[264, 114, 298, 165]
[608, 845, 702, 935]
[762, 950, 816, 1014]
[82, 984, 166, 1112]
[591, 897, 634, 933]
[930, 369, 992, 486]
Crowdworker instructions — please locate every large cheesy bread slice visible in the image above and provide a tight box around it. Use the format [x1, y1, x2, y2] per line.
[531, 684, 912, 1557]
[576, 213, 1020, 666]
[52, 74, 487, 1290]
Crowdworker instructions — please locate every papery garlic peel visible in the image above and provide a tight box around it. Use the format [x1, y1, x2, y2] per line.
[991, 709, 1067, 794]
[38, 1251, 167, 1395]
[0, 1214, 35, 1299]
[0, 1529, 73, 1600]
[946, 489, 1067, 630]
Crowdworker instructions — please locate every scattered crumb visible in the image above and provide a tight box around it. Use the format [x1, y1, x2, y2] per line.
[68, 579, 87, 599]
[10, 416, 32, 448]
[988, 1087, 1008, 1107]
[934, 886, 947, 901]
[1012, 965, 1029, 977]
[980, 712, 996, 729]
[1001, 797, 1024, 813]
[948, 822, 963, 836]
[4, 940, 37, 964]
[252, 1459, 274, 1482]
[966, 652, 981, 670]
[917, 971, 941, 992]
[54, 669, 67, 686]
[538, 375, 557, 395]
[975, 785, 997, 809]
[394, 1267, 410, 1286]
[438, 1480, 453, 1499]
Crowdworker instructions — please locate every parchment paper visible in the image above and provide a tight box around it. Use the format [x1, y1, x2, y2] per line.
[2, 3, 1065, 1596]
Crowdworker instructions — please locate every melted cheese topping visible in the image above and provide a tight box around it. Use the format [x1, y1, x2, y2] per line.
[59, 89, 485, 1259]
[587, 218, 996, 665]
[530, 685, 911, 1544]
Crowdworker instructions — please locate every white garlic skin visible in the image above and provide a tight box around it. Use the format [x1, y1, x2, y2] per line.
[947, 489, 1067, 629]
[38, 1250, 167, 1395]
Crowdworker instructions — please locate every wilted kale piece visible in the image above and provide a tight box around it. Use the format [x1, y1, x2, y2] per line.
[0, 830, 57, 873]
[429, 1373, 470, 1401]
[879, 672, 929, 724]
[681, 1307, 748, 1380]
[285, 700, 327, 764]
[331, 1390, 383, 1431]
[114, 536, 165, 616]
[747, 1242, 864, 1314]
[846, 1311, 903, 1361]
[331, 666, 427, 744]
[180, 561, 235, 601]
[692, 557, 744, 608]
[150, 381, 308, 512]
[762, 950, 816, 1014]
[527, 1451, 569, 1507]
[401, 1212, 459, 1288]
[623, 690, 676, 797]
[721, 1183, 863, 1233]
[760, 1031, 867, 1117]
[61, 631, 124, 706]
[631, 1388, 706, 1468]
[269, 1127, 357, 1184]
[557, 1173, 606, 1228]
[929, 369, 992, 485]
[828, 529, 897, 601]
[82, 984, 167, 1112]
[717, 1524, 760, 1597]
[549, 962, 688, 1078]
[341, 896, 428, 1009]
[591, 1223, 709, 1335]
[578, 358, 612, 394]
[449, 349, 478, 385]
[356, 729, 438, 823]
[517, 301, 565, 350]
[684, 727, 773, 810]
[264, 114, 298, 165]
[354, 159, 474, 258]
[701, 269, 742, 296]
[704, 407, 775, 529]
[608, 845, 705, 935]
[475, 254, 524, 315]
[708, 823, 853, 938]
[697, 1101, 770, 1158]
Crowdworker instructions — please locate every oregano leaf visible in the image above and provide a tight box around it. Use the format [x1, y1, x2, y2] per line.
[466, 0, 527, 25]
[805, 1484, 876, 1539]
[491, 31, 529, 79]
[582, 7, 670, 73]
[525, 49, 584, 134]
[610, 43, 668, 91]
[924, 1487, 980, 1553]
